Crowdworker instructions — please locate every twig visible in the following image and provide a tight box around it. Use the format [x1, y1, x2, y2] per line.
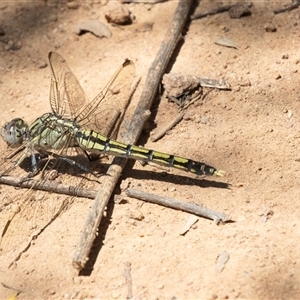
[150, 112, 184, 142]
[124, 0, 167, 3]
[125, 188, 230, 223]
[0, 175, 230, 223]
[191, 5, 233, 20]
[274, 0, 300, 14]
[125, 2, 192, 143]
[124, 262, 133, 299]
[72, 0, 194, 270]
[0, 175, 97, 199]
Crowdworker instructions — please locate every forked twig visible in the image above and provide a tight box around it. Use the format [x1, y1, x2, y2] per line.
[0, 175, 229, 222]
[72, 0, 194, 270]
[125, 188, 230, 223]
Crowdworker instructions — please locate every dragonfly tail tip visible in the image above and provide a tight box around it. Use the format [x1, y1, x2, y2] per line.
[215, 169, 225, 176]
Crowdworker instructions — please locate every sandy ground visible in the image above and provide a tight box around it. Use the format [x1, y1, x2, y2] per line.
[0, 0, 300, 299]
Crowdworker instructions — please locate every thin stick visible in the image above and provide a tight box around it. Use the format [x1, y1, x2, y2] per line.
[72, 0, 194, 270]
[124, 262, 133, 299]
[150, 112, 184, 142]
[125, 188, 230, 223]
[190, 5, 233, 20]
[125, 1, 192, 143]
[0, 175, 97, 199]
[0, 174, 229, 223]
[274, 0, 300, 14]
[124, 0, 168, 3]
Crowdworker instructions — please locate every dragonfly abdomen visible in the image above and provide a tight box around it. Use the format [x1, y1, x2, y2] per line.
[76, 129, 223, 176]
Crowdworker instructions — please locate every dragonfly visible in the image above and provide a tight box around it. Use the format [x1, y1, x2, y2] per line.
[0, 52, 224, 262]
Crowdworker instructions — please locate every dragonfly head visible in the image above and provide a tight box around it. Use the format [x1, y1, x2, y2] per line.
[1, 118, 28, 148]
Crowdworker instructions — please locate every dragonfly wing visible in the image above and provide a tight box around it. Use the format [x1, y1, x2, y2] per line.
[0, 190, 71, 262]
[0, 136, 91, 261]
[75, 59, 136, 137]
[49, 52, 88, 118]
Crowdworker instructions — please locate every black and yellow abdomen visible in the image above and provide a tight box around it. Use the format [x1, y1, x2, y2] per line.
[76, 129, 224, 176]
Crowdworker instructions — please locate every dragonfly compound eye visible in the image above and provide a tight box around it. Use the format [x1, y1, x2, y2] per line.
[1, 118, 28, 147]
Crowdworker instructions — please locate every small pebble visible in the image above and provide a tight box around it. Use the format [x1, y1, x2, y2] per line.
[274, 73, 281, 80]
[73, 20, 111, 38]
[7, 40, 22, 51]
[239, 78, 251, 87]
[128, 209, 144, 221]
[229, 3, 251, 19]
[37, 60, 48, 69]
[264, 23, 277, 32]
[104, 2, 132, 25]
[215, 250, 230, 273]
[261, 216, 268, 222]
[183, 110, 194, 121]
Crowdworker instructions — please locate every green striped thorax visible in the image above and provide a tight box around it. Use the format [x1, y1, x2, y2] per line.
[2, 113, 79, 151]
[27, 113, 79, 151]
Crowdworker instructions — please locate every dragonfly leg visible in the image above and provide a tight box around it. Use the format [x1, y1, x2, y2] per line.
[24, 151, 48, 178]
[83, 150, 101, 162]
[30, 152, 38, 174]
[0, 146, 34, 177]
[43, 151, 91, 174]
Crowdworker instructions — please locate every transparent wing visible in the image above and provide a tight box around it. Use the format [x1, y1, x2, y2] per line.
[0, 144, 56, 259]
[0, 53, 135, 262]
[0, 188, 71, 264]
[73, 59, 135, 137]
[0, 119, 73, 258]
[50, 52, 136, 138]
[0, 135, 97, 263]
[49, 51, 88, 118]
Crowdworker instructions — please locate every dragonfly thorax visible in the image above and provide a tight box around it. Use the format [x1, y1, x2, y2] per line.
[28, 112, 80, 151]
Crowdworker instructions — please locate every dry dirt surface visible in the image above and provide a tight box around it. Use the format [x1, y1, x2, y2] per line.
[0, 1, 300, 299]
